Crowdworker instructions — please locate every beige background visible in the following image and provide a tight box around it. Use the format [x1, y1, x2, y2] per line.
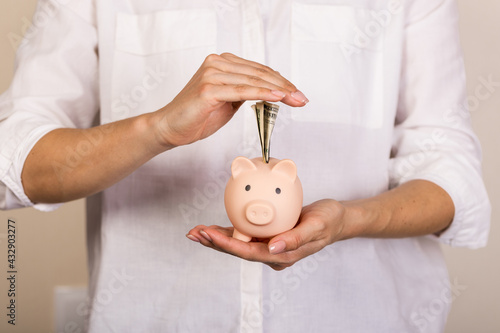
[0, 1, 498, 332]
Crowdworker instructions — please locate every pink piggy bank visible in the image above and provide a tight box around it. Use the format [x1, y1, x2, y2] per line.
[224, 157, 303, 242]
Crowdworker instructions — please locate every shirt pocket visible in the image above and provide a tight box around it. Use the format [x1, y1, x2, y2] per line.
[290, 2, 385, 129]
[110, 9, 217, 122]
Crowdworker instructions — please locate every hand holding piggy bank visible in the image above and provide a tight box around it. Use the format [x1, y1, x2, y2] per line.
[224, 157, 303, 242]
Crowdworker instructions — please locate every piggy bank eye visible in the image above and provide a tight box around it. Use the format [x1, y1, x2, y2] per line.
[275, 188, 281, 194]
[245, 185, 251, 191]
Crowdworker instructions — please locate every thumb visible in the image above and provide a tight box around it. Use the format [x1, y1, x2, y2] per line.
[267, 221, 316, 255]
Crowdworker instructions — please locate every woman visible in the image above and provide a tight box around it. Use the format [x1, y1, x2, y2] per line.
[0, 0, 489, 331]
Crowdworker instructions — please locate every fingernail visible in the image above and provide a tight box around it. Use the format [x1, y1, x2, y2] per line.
[200, 230, 212, 242]
[186, 234, 200, 242]
[291, 90, 309, 104]
[269, 240, 286, 255]
[271, 90, 286, 99]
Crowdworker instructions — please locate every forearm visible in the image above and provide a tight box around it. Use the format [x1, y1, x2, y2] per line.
[341, 180, 455, 240]
[22, 112, 165, 203]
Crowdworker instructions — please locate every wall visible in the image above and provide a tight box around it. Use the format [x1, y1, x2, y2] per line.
[0, 1, 498, 332]
[442, 1, 500, 332]
[0, 2, 88, 333]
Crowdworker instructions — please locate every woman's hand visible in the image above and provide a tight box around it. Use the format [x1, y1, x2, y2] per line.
[153, 53, 309, 149]
[186, 180, 455, 271]
[187, 199, 351, 271]
[21, 53, 307, 204]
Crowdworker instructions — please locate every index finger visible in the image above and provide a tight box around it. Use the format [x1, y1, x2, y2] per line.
[218, 53, 309, 106]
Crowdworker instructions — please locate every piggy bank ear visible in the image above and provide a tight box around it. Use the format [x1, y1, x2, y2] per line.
[231, 156, 257, 178]
[272, 159, 297, 181]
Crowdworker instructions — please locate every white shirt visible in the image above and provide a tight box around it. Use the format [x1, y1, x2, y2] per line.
[0, 0, 491, 332]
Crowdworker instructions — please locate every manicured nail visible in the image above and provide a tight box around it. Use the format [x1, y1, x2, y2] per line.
[269, 240, 286, 255]
[200, 230, 212, 242]
[186, 234, 200, 242]
[291, 90, 309, 104]
[271, 90, 286, 99]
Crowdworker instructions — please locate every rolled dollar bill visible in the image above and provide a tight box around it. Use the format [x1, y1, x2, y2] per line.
[253, 102, 264, 156]
[253, 101, 279, 163]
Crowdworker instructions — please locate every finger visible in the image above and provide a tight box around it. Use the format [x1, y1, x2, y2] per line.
[267, 217, 325, 254]
[210, 72, 289, 96]
[201, 227, 320, 270]
[219, 53, 283, 78]
[207, 84, 310, 107]
[186, 225, 207, 242]
[202, 228, 272, 262]
[206, 53, 296, 94]
[186, 234, 201, 242]
[188, 225, 249, 257]
[191, 225, 314, 269]
[212, 56, 307, 102]
[216, 66, 308, 106]
[208, 72, 308, 107]
[192, 228, 226, 251]
[187, 225, 232, 242]
[187, 224, 207, 234]
[198, 228, 254, 257]
[204, 54, 308, 106]
[206, 225, 234, 238]
[219, 52, 270, 69]
[216, 60, 296, 92]
[218, 53, 296, 91]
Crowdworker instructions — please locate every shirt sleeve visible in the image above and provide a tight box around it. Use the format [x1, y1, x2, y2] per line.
[0, 1, 99, 211]
[389, 0, 491, 248]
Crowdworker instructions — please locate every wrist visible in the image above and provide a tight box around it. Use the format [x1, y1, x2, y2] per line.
[338, 198, 385, 240]
[142, 109, 176, 153]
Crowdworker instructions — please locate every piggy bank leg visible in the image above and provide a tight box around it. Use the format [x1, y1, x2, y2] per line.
[233, 229, 252, 242]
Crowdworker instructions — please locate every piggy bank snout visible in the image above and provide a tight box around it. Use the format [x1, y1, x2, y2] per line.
[245, 201, 275, 226]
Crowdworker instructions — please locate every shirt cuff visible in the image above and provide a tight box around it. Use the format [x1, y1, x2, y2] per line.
[0, 123, 63, 211]
[394, 172, 490, 249]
